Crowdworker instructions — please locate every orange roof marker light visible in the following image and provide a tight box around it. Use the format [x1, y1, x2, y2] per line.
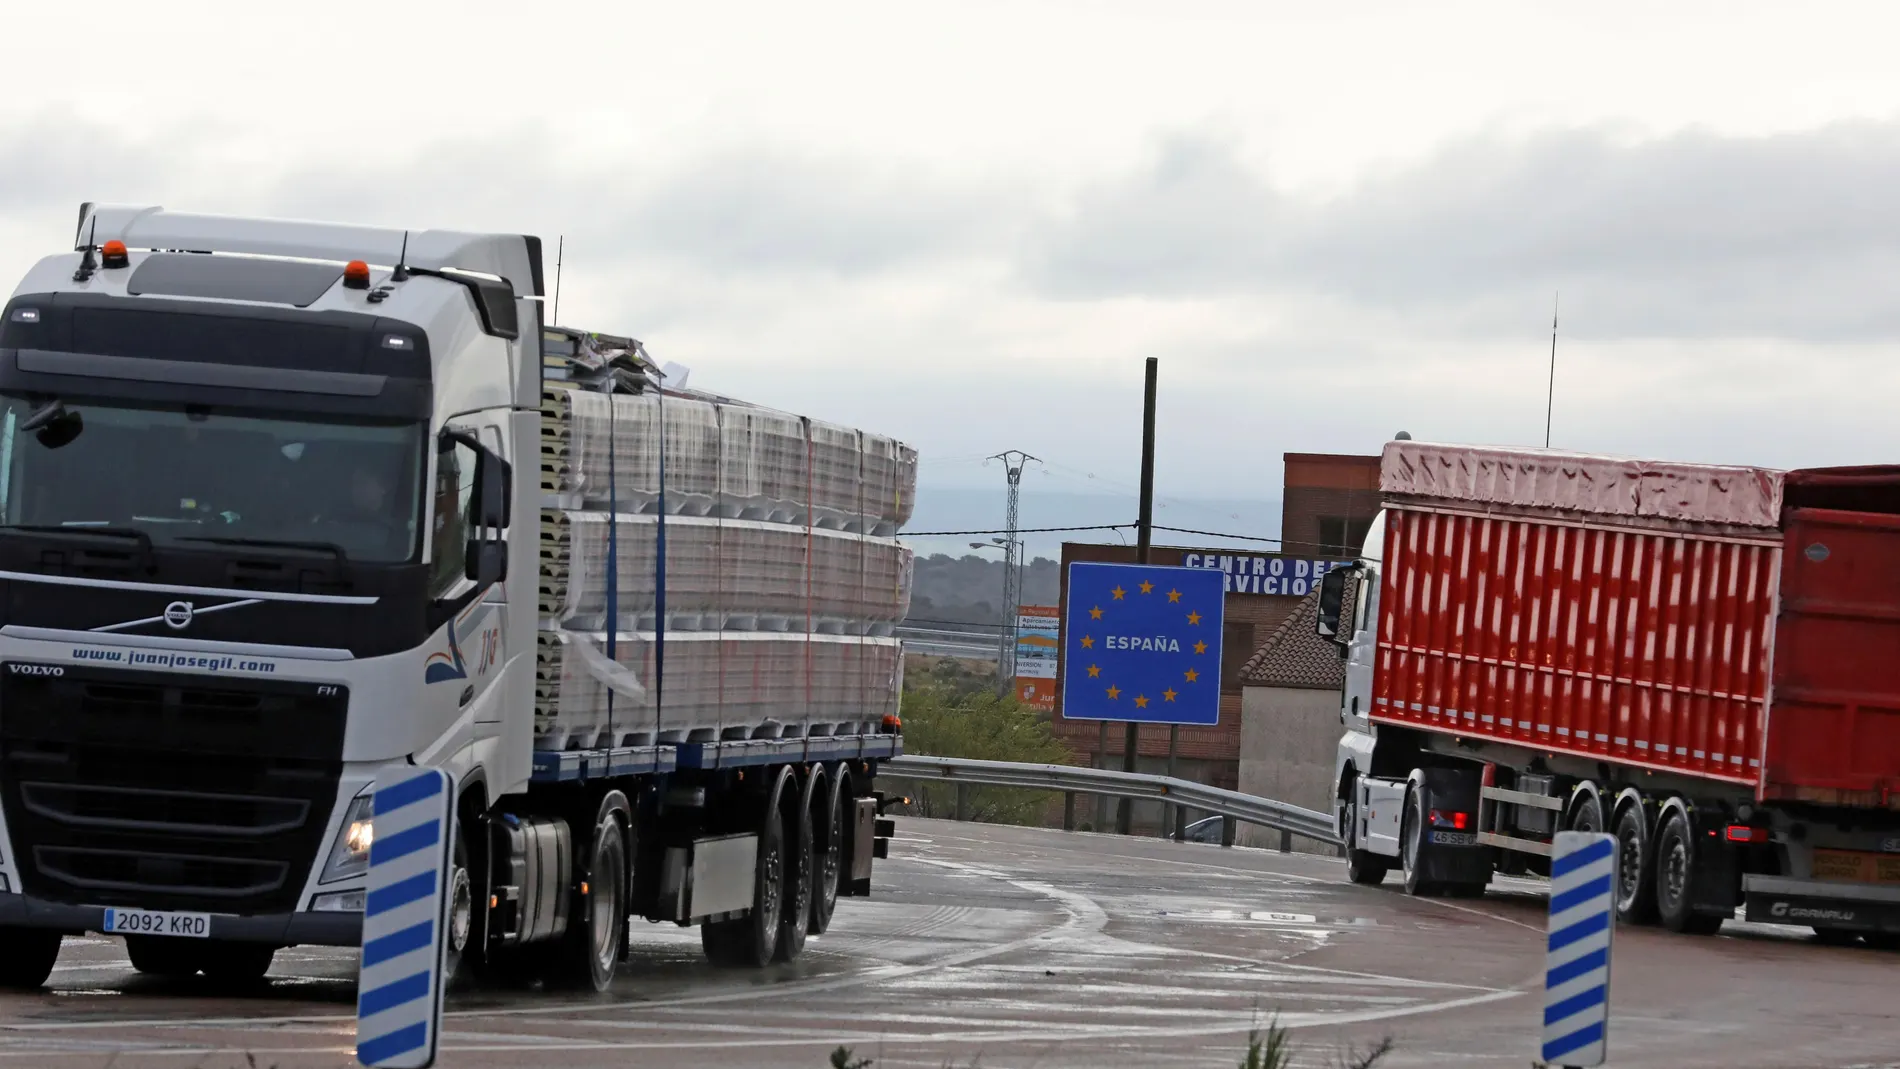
[342, 260, 372, 289]
[100, 240, 129, 269]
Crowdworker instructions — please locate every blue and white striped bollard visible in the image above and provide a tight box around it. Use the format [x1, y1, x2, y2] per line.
[1541, 830, 1616, 1067]
[356, 768, 455, 1069]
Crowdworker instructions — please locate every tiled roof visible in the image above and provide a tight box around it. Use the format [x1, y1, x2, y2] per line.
[1238, 584, 1347, 690]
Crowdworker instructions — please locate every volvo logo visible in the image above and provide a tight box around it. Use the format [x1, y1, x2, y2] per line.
[7, 664, 64, 677]
[163, 601, 195, 630]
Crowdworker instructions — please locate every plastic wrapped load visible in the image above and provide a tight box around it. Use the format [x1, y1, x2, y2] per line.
[542, 385, 917, 533]
[538, 512, 913, 633]
[533, 630, 902, 752]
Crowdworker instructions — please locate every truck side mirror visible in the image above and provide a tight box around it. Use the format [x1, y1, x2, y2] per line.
[476, 450, 512, 529]
[1315, 566, 1351, 646]
[465, 537, 508, 585]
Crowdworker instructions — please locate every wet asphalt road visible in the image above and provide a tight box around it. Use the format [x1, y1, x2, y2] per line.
[2, 818, 1897, 1069]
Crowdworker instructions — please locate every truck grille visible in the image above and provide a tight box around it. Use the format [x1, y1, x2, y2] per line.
[0, 663, 347, 914]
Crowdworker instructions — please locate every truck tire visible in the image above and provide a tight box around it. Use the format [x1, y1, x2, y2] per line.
[441, 823, 476, 991]
[810, 767, 847, 934]
[1811, 926, 1861, 947]
[775, 795, 813, 963]
[702, 787, 787, 969]
[126, 935, 201, 978]
[199, 942, 276, 987]
[1654, 809, 1722, 935]
[1861, 932, 1900, 951]
[1613, 803, 1658, 925]
[1569, 789, 1605, 834]
[555, 797, 630, 991]
[1400, 788, 1437, 897]
[0, 928, 61, 989]
[1343, 791, 1388, 886]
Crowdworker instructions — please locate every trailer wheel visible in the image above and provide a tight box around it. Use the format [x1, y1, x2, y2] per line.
[1612, 802, 1657, 925]
[702, 778, 789, 969]
[0, 928, 60, 990]
[1343, 790, 1388, 886]
[1400, 788, 1437, 896]
[1569, 789, 1605, 834]
[775, 791, 814, 963]
[1654, 809, 1721, 935]
[556, 796, 631, 991]
[810, 766, 847, 933]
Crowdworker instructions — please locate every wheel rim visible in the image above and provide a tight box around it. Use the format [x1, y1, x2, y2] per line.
[821, 806, 842, 907]
[592, 832, 624, 975]
[759, 840, 782, 933]
[447, 865, 473, 955]
[1616, 821, 1643, 908]
[1662, 835, 1689, 912]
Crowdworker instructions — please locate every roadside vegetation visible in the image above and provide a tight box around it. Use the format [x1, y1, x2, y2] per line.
[829, 1016, 1398, 1068]
[897, 658, 1072, 825]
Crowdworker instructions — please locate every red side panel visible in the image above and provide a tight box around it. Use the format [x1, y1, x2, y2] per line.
[1762, 507, 1900, 807]
[1372, 506, 1774, 786]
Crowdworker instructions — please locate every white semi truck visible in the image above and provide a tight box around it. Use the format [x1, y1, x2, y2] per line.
[0, 205, 912, 990]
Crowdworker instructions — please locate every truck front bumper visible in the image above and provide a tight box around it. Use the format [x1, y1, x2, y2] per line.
[0, 892, 363, 946]
[1744, 875, 1900, 933]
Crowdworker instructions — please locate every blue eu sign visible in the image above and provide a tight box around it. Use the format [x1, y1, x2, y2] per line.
[1061, 562, 1224, 726]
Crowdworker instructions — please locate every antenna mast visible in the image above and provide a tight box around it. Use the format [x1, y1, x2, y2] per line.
[1545, 292, 1559, 449]
[989, 449, 1040, 695]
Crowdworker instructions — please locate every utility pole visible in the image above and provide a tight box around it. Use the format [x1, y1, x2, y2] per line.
[1117, 358, 1158, 835]
[989, 450, 1039, 696]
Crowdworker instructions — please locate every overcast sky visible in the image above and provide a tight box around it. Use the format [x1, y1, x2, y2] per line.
[6, 1, 1900, 505]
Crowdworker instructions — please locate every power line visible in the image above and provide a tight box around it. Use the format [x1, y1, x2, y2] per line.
[900, 524, 1133, 536]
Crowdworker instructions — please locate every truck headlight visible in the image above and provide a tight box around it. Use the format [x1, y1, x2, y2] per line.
[321, 793, 375, 883]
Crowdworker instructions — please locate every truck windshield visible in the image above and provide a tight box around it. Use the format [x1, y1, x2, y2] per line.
[0, 394, 425, 563]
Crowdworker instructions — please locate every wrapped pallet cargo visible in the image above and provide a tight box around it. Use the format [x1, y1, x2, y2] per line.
[534, 330, 917, 754]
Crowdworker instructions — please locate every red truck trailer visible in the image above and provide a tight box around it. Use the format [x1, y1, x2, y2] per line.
[1318, 439, 1900, 944]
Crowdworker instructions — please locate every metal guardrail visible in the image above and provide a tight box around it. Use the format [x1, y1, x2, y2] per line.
[881, 754, 1342, 846]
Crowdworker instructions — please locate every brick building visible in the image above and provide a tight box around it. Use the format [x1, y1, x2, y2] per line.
[1047, 451, 1380, 829]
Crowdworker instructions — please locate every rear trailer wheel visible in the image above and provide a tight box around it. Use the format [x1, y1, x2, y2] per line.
[1613, 803, 1658, 926]
[1569, 790, 1606, 835]
[126, 936, 201, 977]
[1400, 789, 1436, 897]
[775, 798, 813, 963]
[1654, 809, 1722, 936]
[810, 770, 846, 934]
[1343, 793, 1388, 886]
[556, 803, 630, 992]
[702, 800, 786, 969]
[199, 942, 275, 986]
[0, 928, 62, 990]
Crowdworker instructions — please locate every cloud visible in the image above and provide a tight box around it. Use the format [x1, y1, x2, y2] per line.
[1024, 122, 1900, 340]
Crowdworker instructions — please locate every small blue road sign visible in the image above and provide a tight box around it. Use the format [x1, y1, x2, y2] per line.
[356, 767, 455, 1069]
[1061, 562, 1224, 725]
[1541, 831, 1616, 1067]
